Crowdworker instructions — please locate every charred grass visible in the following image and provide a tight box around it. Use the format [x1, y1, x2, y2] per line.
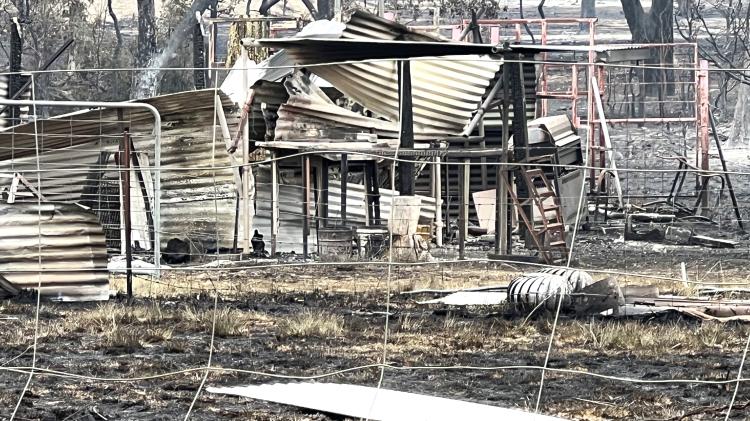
[2, 265, 750, 420]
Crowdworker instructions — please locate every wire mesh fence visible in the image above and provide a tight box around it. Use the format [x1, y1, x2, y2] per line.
[1, 61, 750, 420]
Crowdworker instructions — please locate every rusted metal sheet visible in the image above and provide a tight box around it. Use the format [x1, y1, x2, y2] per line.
[251, 11, 504, 138]
[0, 202, 109, 301]
[0, 89, 234, 161]
[131, 101, 240, 252]
[275, 71, 402, 140]
[0, 74, 30, 129]
[343, 10, 441, 41]
[0, 143, 109, 203]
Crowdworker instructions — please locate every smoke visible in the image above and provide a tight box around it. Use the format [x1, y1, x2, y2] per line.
[133, 0, 215, 99]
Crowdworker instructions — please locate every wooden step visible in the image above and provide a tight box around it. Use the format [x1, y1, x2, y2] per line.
[549, 240, 568, 248]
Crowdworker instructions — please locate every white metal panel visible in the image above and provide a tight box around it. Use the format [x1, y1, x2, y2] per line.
[207, 382, 569, 421]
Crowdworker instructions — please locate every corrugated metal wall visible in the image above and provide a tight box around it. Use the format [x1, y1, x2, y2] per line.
[0, 143, 111, 203]
[0, 74, 30, 129]
[0, 202, 109, 301]
[252, 164, 437, 254]
[132, 104, 241, 252]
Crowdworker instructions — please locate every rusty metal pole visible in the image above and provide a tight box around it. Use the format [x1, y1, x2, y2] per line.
[697, 59, 710, 213]
[121, 130, 133, 298]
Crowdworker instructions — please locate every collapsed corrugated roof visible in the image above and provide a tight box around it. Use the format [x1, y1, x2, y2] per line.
[275, 71, 401, 140]
[342, 10, 442, 41]
[248, 11, 504, 138]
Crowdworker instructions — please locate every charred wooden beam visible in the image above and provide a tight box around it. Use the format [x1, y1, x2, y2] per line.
[398, 60, 415, 196]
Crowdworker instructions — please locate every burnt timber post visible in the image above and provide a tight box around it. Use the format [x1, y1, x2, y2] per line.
[398, 60, 415, 196]
[495, 62, 511, 255]
[317, 0, 332, 20]
[364, 160, 381, 224]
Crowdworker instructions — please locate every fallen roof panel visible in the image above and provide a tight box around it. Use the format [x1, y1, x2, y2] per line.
[418, 290, 507, 305]
[207, 382, 569, 421]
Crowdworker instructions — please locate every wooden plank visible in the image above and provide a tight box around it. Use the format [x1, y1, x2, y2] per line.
[590, 76, 624, 208]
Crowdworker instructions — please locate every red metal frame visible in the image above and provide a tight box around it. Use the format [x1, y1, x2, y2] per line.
[454, 18, 597, 126]
[413, 18, 707, 199]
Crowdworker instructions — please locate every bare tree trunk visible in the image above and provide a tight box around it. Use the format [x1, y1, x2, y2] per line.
[193, 22, 206, 89]
[730, 71, 750, 144]
[621, 0, 674, 97]
[136, 0, 157, 68]
[580, 0, 596, 32]
[107, 0, 124, 100]
[133, 0, 158, 99]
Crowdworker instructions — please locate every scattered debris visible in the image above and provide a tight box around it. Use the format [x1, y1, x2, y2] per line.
[418, 289, 507, 306]
[508, 272, 572, 311]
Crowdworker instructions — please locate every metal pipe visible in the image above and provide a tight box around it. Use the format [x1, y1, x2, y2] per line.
[121, 130, 133, 298]
[459, 159, 470, 260]
[0, 99, 163, 276]
[709, 109, 744, 231]
[434, 156, 443, 247]
[462, 77, 503, 136]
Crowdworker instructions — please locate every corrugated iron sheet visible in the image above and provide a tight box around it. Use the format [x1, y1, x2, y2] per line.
[0, 202, 109, 301]
[0, 74, 31, 129]
[248, 80, 289, 142]
[252, 164, 436, 254]
[253, 165, 316, 253]
[343, 10, 441, 41]
[253, 11, 504, 138]
[0, 89, 234, 161]
[0, 89, 242, 253]
[131, 102, 240, 251]
[206, 382, 569, 421]
[0, 143, 109, 203]
[308, 57, 502, 137]
[326, 181, 436, 225]
[275, 71, 401, 140]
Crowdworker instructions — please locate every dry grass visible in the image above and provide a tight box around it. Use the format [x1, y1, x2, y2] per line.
[566, 319, 748, 355]
[179, 306, 265, 337]
[277, 309, 345, 338]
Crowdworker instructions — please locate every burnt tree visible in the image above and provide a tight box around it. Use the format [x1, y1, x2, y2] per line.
[621, 0, 674, 96]
[136, 0, 157, 68]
